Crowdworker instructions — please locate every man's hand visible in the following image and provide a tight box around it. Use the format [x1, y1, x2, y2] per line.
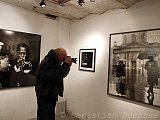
[65, 56, 72, 66]
[16, 59, 24, 68]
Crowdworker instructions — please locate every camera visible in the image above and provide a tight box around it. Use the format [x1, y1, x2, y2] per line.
[71, 58, 77, 64]
[65, 56, 77, 64]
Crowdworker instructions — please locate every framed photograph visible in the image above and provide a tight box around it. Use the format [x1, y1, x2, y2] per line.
[107, 28, 160, 108]
[0, 28, 41, 89]
[79, 49, 96, 72]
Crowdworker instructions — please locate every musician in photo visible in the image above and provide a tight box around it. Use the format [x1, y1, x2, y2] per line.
[9, 43, 36, 87]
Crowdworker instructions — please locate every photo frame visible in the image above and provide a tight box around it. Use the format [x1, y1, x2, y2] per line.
[107, 28, 160, 108]
[0, 28, 41, 89]
[79, 49, 96, 72]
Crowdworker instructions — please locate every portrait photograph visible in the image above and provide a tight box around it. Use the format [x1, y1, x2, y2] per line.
[79, 49, 96, 72]
[107, 28, 160, 108]
[0, 29, 41, 89]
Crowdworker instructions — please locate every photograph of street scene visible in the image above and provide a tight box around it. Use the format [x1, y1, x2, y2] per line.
[108, 29, 160, 107]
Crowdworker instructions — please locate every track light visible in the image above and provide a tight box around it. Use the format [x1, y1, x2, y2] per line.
[39, 0, 46, 7]
[78, 0, 95, 6]
[78, 0, 85, 6]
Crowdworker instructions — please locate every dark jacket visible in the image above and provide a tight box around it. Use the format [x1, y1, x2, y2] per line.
[0, 70, 10, 88]
[116, 63, 125, 77]
[35, 49, 70, 100]
[9, 59, 36, 87]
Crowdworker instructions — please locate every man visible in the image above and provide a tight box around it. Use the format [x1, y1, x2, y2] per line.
[116, 60, 125, 78]
[0, 52, 10, 88]
[11, 43, 33, 74]
[145, 55, 159, 98]
[35, 48, 72, 120]
[9, 43, 35, 87]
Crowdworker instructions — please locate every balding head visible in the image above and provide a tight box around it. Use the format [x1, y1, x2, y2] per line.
[54, 48, 67, 63]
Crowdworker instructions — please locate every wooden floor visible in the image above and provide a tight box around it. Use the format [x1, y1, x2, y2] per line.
[29, 113, 80, 120]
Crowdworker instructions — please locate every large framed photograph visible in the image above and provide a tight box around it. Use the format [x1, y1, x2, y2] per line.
[107, 28, 160, 107]
[79, 49, 96, 72]
[0, 28, 41, 89]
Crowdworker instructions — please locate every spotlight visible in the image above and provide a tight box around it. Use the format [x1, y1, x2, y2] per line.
[78, 0, 85, 6]
[39, 0, 46, 7]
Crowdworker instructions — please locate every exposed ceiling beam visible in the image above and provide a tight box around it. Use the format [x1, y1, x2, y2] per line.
[34, 6, 78, 19]
[65, 2, 99, 14]
[47, 0, 70, 5]
[115, 0, 129, 8]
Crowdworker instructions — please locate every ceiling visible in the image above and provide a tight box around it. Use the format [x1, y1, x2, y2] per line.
[1, 0, 144, 20]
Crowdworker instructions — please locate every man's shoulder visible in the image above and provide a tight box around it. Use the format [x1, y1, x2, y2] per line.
[40, 61, 59, 70]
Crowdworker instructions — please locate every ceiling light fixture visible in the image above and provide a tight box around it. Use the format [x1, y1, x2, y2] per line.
[39, 0, 46, 8]
[78, 0, 85, 6]
[78, 0, 95, 6]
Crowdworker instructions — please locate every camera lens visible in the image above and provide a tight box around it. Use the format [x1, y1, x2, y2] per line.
[71, 58, 77, 64]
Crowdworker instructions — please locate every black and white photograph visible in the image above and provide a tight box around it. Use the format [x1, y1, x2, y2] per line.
[107, 28, 160, 107]
[79, 49, 96, 72]
[0, 29, 41, 88]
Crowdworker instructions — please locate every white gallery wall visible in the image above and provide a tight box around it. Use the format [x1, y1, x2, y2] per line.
[66, 0, 160, 120]
[0, 1, 70, 120]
